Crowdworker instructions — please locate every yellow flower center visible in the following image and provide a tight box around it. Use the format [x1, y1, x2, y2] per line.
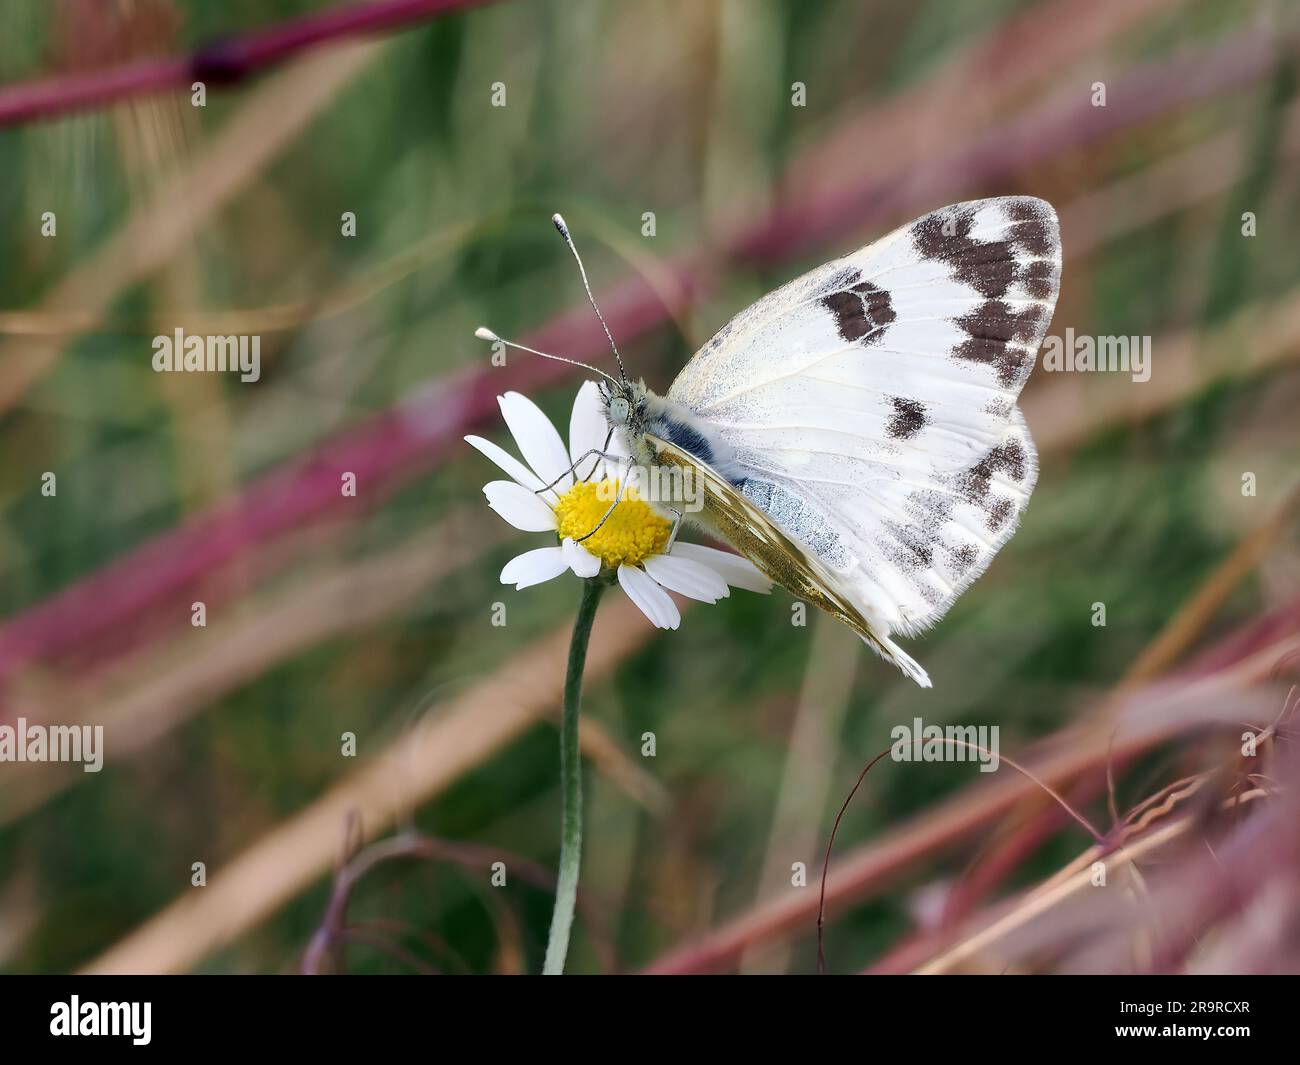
[553, 479, 671, 569]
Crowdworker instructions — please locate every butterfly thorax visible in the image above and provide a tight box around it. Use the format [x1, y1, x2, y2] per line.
[601, 380, 741, 480]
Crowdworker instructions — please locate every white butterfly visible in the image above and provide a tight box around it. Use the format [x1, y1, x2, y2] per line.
[481, 198, 1061, 687]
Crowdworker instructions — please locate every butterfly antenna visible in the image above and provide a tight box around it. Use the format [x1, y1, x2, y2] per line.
[552, 213, 628, 385]
[472, 327, 618, 386]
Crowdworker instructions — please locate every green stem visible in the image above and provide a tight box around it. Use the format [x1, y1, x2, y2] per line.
[542, 576, 606, 975]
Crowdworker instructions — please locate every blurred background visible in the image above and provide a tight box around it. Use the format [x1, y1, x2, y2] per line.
[0, 0, 1298, 975]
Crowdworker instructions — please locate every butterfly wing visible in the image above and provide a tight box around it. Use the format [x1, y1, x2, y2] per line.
[665, 197, 1060, 664]
[647, 433, 932, 686]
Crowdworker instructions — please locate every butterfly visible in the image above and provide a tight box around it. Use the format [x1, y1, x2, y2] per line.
[480, 198, 1061, 687]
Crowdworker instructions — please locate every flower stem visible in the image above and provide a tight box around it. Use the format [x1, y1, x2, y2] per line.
[542, 575, 606, 974]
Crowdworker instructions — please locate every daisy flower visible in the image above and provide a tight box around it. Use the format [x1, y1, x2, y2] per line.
[466, 381, 770, 628]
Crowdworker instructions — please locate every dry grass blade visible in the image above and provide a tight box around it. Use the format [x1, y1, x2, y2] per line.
[1119, 481, 1300, 687]
[0, 38, 385, 415]
[80, 594, 661, 975]
[0, 513, 667, 828]
[914, 790, 1269, 975]
[643, 618, 1300, 973]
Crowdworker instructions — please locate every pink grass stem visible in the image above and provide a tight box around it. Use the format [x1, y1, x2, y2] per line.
[0, 0, 496, 128]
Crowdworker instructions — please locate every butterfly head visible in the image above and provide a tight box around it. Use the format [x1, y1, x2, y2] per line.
[599, 377, 649, 438]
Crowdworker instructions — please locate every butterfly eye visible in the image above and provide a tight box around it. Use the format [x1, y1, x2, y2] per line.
[609, 396, 630, 425]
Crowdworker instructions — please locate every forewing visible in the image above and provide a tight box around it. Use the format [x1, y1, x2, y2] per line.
[666, 197, 1059, 636]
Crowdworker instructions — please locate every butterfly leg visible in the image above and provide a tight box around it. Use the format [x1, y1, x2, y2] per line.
[574, 457, 638, 543]
[582, 427, 617, 483]
[532, 445, 624, 495]
[663, 505, 684, 550]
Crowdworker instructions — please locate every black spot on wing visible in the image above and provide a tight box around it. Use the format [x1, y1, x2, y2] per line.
[913, 209, 1016, 299]
[950, 542, 979, 577]
[1020, 260, 1058, 300]
[936, 436, 1032, 549]
[821, 279, 896, 344]
[1005, 199, 1056, 256]
[955, 438, 1028, 505]
[877, 488, 953, 599]
[986, 497, 1014, 532]
[887, 524, 935, 568]
[958, 300, 1049, 344]
[956, 341, 1032, 389]
[911, 201, 1060, 303]
[953, 299, 1050, 387]
[886, 396, 927, 439]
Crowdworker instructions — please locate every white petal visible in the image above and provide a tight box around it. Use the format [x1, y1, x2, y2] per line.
[600, 427, 631, 482]
[483, 481, 557, 532]
[669, 542, 772, 593]
[464, 435, 549, 496]
[618, 564, 681, 630]
[500, 547, 568, 589]
[499, 392, 574, 494]
[568, 381, 610, 482]
[642, 554, 729, 603]
[562, 537, 601, 578]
